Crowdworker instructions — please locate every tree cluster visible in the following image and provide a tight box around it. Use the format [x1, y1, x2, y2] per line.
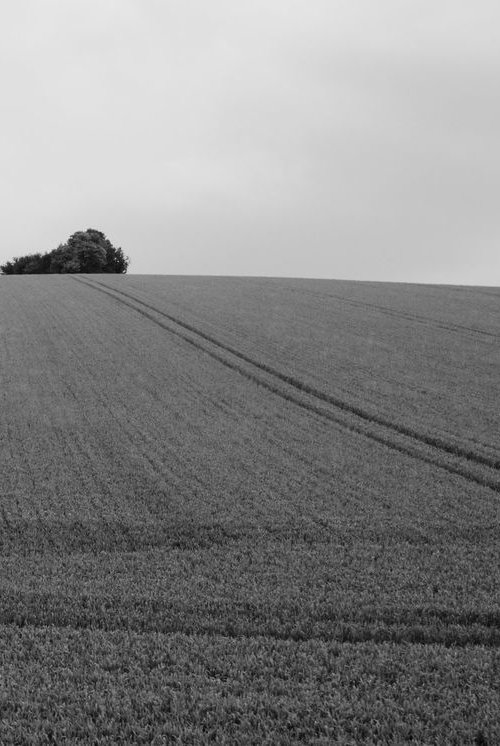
[1, 229, 130, 274]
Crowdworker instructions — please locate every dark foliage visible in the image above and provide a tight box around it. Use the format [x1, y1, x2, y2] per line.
[1, 229, 129, 274]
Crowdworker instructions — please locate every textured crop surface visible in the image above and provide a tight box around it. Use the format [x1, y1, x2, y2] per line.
[0, 274, 499, 744]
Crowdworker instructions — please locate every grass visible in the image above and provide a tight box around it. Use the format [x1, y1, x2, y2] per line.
[0, 274, 499, 743]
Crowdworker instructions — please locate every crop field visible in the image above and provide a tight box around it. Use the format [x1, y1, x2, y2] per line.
[0, 274, 499, 744]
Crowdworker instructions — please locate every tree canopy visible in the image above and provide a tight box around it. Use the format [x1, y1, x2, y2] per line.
[1, 229, 130, 274]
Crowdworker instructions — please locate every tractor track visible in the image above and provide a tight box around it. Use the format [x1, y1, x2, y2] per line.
[1, 590, 500, 646]
[286, 285, 500, 339]
[73, 276, 500, 493]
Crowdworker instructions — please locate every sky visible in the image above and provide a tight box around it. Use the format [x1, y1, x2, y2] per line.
[1, 1, 499, 284]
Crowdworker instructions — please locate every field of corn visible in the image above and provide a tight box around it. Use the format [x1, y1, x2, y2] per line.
[1, 274, 499, 744]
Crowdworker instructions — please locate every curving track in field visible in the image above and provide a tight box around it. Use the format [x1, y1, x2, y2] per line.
[74, 276, 500, 494]
[290, 289, 500, 339]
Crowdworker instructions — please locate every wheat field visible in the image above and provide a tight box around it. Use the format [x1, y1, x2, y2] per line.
[1, 274, 499, 744]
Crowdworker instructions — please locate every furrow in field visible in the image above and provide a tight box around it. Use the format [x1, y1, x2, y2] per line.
[303, 291, 500, 339]
[476, 289, 500, 298]
[1, 589, 499, 647]
[74, 277, 500, 492]
[2, 528, 498, 645]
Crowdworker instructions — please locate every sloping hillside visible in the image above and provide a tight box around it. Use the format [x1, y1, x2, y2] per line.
[1, 275, 499, 744]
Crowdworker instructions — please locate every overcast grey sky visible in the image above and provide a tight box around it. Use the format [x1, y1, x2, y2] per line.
[1, 1, 499, 284]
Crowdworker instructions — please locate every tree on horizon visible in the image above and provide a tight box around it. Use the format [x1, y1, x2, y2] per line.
[0, 229, 130, 274]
